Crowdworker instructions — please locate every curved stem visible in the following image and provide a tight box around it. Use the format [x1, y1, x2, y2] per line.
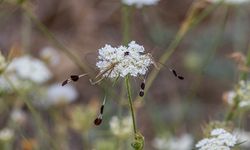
[140, 1, 223, 97]
[125, 75, 137, 135]
[23, 7, 91, 74]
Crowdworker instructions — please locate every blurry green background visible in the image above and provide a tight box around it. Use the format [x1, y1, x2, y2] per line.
[0, 0, 250, 150]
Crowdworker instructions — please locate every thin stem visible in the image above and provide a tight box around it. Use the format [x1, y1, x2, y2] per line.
[225, 97, 240, 122]
[122, 5, 131, 45]
[141, 1, 223, 97]
[22, 7, 91, 74]
[125, 75, 137, 135]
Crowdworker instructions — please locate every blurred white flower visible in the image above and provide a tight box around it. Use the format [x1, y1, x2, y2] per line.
[0, 51, 7, 72]
[35, 83, 78, 108]
[39, 46, 60, 66]
[7, 55, 52, 84]
[153, 134, 193, 150]
[96, 41, 153, 78]
[234, 129, 250, 148]
[207, 0, 250, 4]
[224, 80, 250, 108]
[10, 108, 27, 125]
[0, 128, 14, 141]
[0, 74, 32, 92]
[109, 116, 132, 138]
[122, 0, 160, 8]
[196, 128, 238, 150]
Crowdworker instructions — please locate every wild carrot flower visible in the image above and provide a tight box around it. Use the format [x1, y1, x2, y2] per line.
[122, 0, 160, 8]
[96, 41, 153, 79]
[7, 55, 52, 84]
[195, 128, 238, 150]
[234, 129, 250, 148]
[0, 128, 14, 141]
[223, 80, 250, 108]
[35, 83, 78, 108]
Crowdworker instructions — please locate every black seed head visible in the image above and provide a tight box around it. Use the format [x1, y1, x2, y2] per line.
[100, 105, 104, 114]
[62, 80, 68, 86]
[140, 82, 145, 90]
[139, 91, 144, 97]
[70, 75, 79, 81]
[178, 76, 184, 80]
[94, 118, 102, 126]
[124, 51, 130, 56]
[172, 69, 177, 77]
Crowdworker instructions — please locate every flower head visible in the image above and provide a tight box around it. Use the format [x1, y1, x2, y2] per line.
[96, 41, 153, 78]
[223, 80, 250, 108]
[122, 0, 160, 8]
[0, 128, 14, 141]
[35, 83, 78, 108]
[7, 55, 52, 84]
[196, 128, 238, 150]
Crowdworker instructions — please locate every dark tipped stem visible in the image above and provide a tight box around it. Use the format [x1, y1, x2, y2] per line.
[140, 82, 145, 90]
[62, 80, 69, 86]
[100, 105, 104, 114]
[178, 76, 184, 80]
[94, 117, 102, 126]
[139, 91, 144, 97]
[70, 75, 79, 81]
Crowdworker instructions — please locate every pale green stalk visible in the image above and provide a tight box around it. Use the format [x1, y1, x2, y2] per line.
[125, 75, 137, 134]
[141, 1, 223, 98]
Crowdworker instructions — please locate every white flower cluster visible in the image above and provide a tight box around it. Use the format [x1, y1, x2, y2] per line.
[122, 0, 160, 8]
[0, 55, 52, 92]
[0, 51, 6, 72]
[207, 0, 250, 4]
[109, 116, 132, 138]
[234, 129, 250, 148]
[0, 128, 14, 141]
[153, 134, 193, 150]
[225, 80, 250, 108]
[7, 55, 52, 84]
[196, 128, 238, 150]
[96, 41, 153, 78]
[34, 83, 78, 108]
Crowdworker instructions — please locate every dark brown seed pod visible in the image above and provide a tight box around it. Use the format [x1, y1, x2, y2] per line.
[94, 117, 102, 126]
[140, 82, 145, 90]
[178, 76, 184, 80]
[70, 75, 79, 81]
[62, 80, 69, 86]
[139, 91, 144, 97]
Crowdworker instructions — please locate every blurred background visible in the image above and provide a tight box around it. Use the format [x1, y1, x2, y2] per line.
[0, 0, 250, 150]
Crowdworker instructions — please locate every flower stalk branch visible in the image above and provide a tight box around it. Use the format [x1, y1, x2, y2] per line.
[125, 75, 137, 134]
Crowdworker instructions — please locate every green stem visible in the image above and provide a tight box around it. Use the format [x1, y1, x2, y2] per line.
[225, 96, 240, 122]
[23, 8, 91, 74]
[122, 5, 131, 45]
[125, 75, 137, 135]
